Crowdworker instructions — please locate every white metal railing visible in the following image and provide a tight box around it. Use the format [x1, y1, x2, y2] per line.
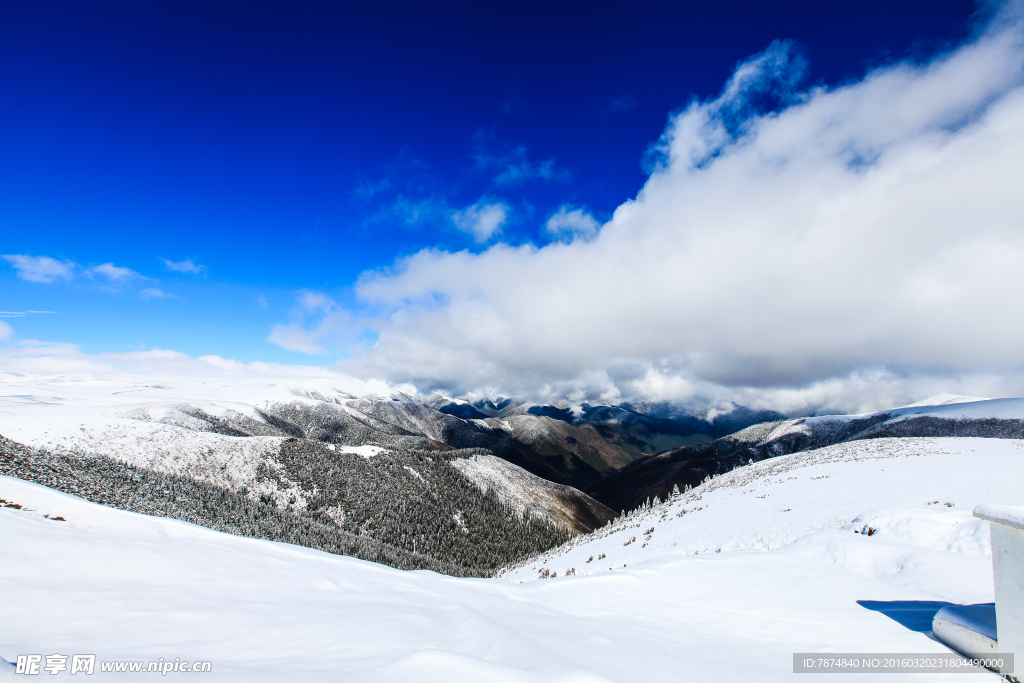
[933, 504, 1024, 677]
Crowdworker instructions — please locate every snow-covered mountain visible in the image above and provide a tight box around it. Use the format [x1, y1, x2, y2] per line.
[0, 373, 782, 542]
[0, 378, 621, 575]
[0, 381, 619, 527]
[589, 396, 1024, 512]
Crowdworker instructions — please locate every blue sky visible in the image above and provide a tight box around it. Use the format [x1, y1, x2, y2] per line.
[5, 0, 1023, 412]
[1, 1, 977, 356]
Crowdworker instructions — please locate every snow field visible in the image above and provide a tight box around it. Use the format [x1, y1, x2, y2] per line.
[0, 473, 1000, 682]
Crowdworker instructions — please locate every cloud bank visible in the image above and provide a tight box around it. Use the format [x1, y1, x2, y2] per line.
[288, 3, 1024, 414]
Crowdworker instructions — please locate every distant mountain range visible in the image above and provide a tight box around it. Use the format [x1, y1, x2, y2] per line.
[430, 396, 785, 485]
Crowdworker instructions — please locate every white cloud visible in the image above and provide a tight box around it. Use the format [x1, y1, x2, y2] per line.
[0, 320, 12, 341]
[161, 258, 206, 275]
[545, 206, 601, 241]
[451, 201, 508, 242]
[90, 263, 139, 281]
[139, 288, 171, 299]
[267, 291, 351, 355]
[3, 255, 75, 283]
[329, 4, 1024, 414]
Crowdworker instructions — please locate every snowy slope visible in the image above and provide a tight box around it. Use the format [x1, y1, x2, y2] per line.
[501, 436, 1022, 604]
[0, 472, 1000, 682]
[452, 454, 613, 533]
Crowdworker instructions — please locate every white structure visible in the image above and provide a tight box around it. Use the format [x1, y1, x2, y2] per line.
[932, 603, 998, 658]
[933, 504, 1024, 677]
[976, 504, 1024, 675]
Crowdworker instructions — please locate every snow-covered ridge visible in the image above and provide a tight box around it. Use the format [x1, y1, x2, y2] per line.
[899, 394, 993, 408]
[763, 397, 1024, 444]
[501, 436, 1024, 596]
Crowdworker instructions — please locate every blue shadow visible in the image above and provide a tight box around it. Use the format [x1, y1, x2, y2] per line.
[857, 600, 954, 632]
